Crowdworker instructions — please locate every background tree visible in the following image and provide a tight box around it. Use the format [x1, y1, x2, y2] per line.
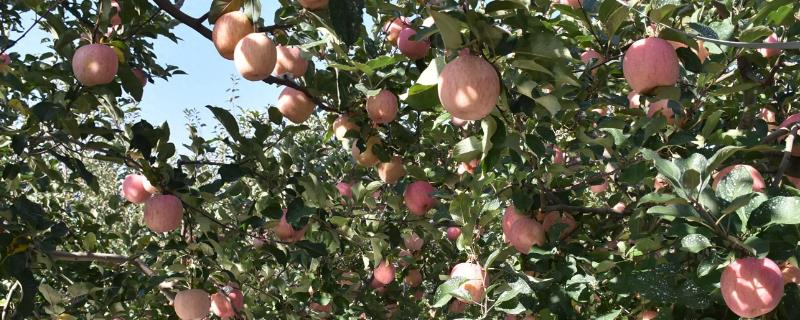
[2, 0, 800, 319]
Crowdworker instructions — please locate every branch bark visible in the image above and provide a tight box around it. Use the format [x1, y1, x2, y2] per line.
[542, 205, 629, 215]
[47, 250, 175, 301]
[773, 127, 797, 188]
[151, 0, 211, 40]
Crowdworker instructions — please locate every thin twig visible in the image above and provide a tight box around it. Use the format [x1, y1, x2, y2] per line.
[542, 205, 629, 215]
[773, 127, 797, 188]
[47, 250, 175, 301]
[258, 24, 294, 33]
[1, 281, 20, 319]
[0, 1, 60, 55]
[151, 0, 212, 39]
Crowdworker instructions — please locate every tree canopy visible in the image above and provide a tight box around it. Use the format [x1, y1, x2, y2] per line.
[2, 0, 800, 319]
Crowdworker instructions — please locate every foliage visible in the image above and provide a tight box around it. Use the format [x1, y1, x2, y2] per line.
[2, 0, 800, 319]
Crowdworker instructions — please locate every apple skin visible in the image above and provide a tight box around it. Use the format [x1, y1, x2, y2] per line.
[72, 44, 119, 86]
[438, 49, 500, 121]
[622, 38, 680, 94]
[720, 257, 783, 318]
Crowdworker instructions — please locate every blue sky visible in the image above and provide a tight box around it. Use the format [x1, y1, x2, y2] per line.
[14, 1, 284, 151]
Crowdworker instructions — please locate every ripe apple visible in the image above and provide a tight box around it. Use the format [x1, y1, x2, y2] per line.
[720, 257, 783, 318]
[233, 33, 277, 81]
[121, 174, 152, 203]
[758, 33, 781, 58]
[383, 17, 410, 44]
[403, 181, 437, 215]
[373, 260, 396, 285]
[623, 38, 680, 94]
[397, 28, 430, 60]
[212, 11, 253, 60]
[143, 194, 183, 233]
[273, 45, 309, 78]
[450, 262, 487, 303]
[438, 49, 500, 121]
[365, 90, 398, 124]
[277, 87, 315, 124]
[72, 44, 119, 86]
[174, 289, 211, 320]
[446, 226, 461, 241]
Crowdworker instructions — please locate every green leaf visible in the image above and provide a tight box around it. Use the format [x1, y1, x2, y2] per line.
[117, 65, 143, 101]
[646, 205, 699, 219]
[511, 59, 554, 76]
[365, 54, 405, 71]
[603, 6, 628, 37]
[595, 309, 623, 320]
[687, 22, 718, 39]
[739, 26, 774, 43]
[715, 166, 754, 202]
[417, 55, 446, 85]
[285, 198, 315, 225]
[481, 116, 498, 162]
[641, 149, 681, 188]
[453, 137, 482, 162]
[708, 18, 734, 41]
[750, 197, 800, 226]
[680, 234, 712, 253]
[722, 193, 759, 215]
[208, 0, 244, 24]
[328, 0, 365, 46]
[534, 95, 561, 116]
[682, 169, 701, 192]
[485, 0, 528, 13]
[706, 146, 744, 173]
[638, 193, 680, 206]
[516, 32, 569, 59]
[710, 82, 761, 96]
[402, 84, 439, 111]
[428, 10, 464, 51]
[649, 0, 680, 23]
[432, 277, 470, 308]
[38, 283, 63, 305]
[701, 110, 723, 138]
[619, 162, 649, 185]
[676, 47, 703, 73]
[218, 164, 245, 183]
[206, 106, 243, 142]
[495, 277, 532, 305]
[242, 0, 260, 25]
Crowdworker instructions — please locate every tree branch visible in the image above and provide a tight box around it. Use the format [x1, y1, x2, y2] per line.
[542, 205, 629, 215]
[264, 76, 339, 113]
[151, 0, 212, 40]
[773, 127, 797, 188]
[1, 0, 63, 54]
[48, 251, 153, 275]
[47, 250, 175, 301]
[258, 24, 294, 33]
[1, 281, 20, 319]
